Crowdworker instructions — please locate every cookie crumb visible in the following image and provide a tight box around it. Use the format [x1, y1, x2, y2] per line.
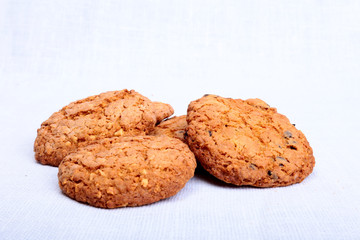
[141, 179, 149, 187]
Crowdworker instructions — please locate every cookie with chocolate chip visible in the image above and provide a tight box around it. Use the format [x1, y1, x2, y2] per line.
[151, 115, 187, 142]
[34, 90, 174, 166]
[186, 95, 315, 187]
[58, 135, 196, 208]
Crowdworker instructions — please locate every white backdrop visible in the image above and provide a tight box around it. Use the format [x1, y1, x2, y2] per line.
[1, 1, 360, 239]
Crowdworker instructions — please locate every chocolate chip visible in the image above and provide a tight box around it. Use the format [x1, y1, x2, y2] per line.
[208, 131, 212, 137]
[286, 140, 297, 150]
[268, 170, 278, 180]
[276, 156, 290, 163]
[284, 131, 293, 139]
[276, 156, 287, 161]
[279, 163, 284, 167]
[203, 94, 218, 97]
[287, 145, 297, 150]
[292, 124, 296, 126]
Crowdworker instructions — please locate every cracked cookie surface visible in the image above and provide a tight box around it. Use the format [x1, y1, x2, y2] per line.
[58, 135, 196, 208]
[186, 95, 315, 187]
[34, 90, 173, 166]
[151, 115, 187, 142]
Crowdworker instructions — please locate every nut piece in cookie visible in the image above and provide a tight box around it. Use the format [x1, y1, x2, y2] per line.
[151, 115, 187, 142]
[34, 90, 174, 166]
[58, 135, 196, 208]
[186, 95, 315, 187]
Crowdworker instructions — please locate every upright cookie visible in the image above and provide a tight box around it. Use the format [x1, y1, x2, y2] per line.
[186, 95, 315, 187]
[34, 90, 173, 166]
[151, 115, 187, 142]
[58, 135, 196, 208]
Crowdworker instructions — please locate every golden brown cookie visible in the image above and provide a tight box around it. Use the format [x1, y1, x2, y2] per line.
[34, 90, 173, 167]
[58, 135, 196, 208]
[151, 115, 187, 142]
[186, 95, 315, 187]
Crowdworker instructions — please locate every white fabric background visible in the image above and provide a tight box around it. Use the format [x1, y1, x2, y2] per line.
[1, 1, 360, 239]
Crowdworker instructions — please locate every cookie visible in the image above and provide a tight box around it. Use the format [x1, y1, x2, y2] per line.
[58, 135, 196, 208]
[151, 115, 187, 142]
[186, 95, 315, 187]
[34, 90, 173, 167]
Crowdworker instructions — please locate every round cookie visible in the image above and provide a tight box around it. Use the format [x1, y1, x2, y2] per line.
[186, 95, 315, 187]
[151, 115, 187, 142]
[34, 90, 173, 167]
[58, 135, 196, 208]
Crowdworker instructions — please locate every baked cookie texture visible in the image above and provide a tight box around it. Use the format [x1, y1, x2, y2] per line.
[58, 135, 196, 208]
[151, 115, 187, 142]
[186, 95, 315, 187]
[34, 90, 173, 167]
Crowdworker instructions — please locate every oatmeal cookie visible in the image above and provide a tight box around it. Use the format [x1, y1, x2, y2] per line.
[151, 115, 187, 142]
[58, 135, 196, 208]
[186, 95, 315, 187]
[34, 90, 173, 166]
